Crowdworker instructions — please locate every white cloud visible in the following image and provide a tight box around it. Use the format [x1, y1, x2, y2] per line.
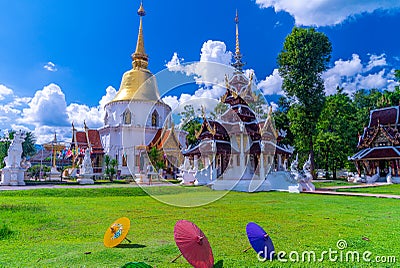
[20, 83, 69, 126]
[0, 85, 13, 100]
[99, 86, 117, 110]
[257, 68, 284, 95]
[322, 54, 363, 95]
[255, 0, 400, 26]
[162, 95, 179, 112]
[357, 70, 388, 89]
[44, 62, 57, 72]
[164, 40, 234, 118]
[0, 83, 117, 144]
[166, 40, 233, 87]
[270, 101, 279, 112]
[323, 54, 398, 95]
[165, 52, 183, 69]
[365, 54, 387, 72]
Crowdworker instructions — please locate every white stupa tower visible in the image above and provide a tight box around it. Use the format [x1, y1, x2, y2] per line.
[99, 2, 172, 175]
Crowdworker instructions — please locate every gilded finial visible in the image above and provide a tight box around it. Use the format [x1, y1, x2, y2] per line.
[137, 1, 146, 16]
[201, 105, 206, 120]
[132, 0, 149, 69]
[235, 9, 240, 56]
[232, 9, 245, 72]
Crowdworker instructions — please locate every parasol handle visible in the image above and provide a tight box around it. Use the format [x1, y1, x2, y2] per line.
[243, 246, 252, 252]
[124, 237, 132, 243]
[171, 253, 183, 263]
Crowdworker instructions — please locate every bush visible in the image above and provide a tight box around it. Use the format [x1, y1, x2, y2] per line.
[0, 224, 13, 240]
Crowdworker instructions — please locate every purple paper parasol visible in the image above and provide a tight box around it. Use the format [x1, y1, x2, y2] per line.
[246, 222, 275, 260]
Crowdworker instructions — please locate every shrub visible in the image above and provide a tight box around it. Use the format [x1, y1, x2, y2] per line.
[0, 224, 13, 240]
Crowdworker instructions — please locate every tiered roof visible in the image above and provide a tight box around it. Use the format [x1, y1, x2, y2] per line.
[350, 105, 400, 161]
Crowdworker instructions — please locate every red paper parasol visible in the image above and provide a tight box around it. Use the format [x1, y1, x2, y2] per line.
[173, 220, 214, 268]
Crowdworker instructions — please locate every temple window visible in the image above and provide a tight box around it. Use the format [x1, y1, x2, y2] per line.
[104, 112, 109, 125]
[151, 110, 159, 127]
[123, 109, 132, 125]
[122, 154, 127, 167]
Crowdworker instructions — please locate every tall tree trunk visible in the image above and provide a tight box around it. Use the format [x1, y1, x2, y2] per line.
[310, 138, 316, 179]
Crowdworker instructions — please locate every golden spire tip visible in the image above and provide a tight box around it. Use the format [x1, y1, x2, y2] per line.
[138, 1, 146, 16]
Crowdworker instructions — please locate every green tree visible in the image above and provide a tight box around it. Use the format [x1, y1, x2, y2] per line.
[22, 132, 37, 158]
[315, 88, 358, 179]
[272, 96, 294, 146]
[277, 27, 332, 175]
[104, 155, 118, 181]
[27, 164, 51, 180]
[179, 105, 202, 147]
[210, 102, 228, 120]
[148, 146, 165, 170]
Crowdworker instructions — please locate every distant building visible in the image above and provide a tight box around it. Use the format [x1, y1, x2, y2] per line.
[71, 122, 104, 174]
[349, 105, 400, 181]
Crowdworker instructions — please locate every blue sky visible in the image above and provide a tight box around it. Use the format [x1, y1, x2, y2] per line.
[0, 0, 399, 143]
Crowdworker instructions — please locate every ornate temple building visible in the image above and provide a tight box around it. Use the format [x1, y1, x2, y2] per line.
[181, 12, 294, 191]
[349, 105, 400, 182]
[71, 122, 104, 174]
[98, 2, 185, 176]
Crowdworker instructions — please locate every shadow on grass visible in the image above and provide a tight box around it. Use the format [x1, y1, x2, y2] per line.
[116, 243, 147, 249]
[214, 260, 224, 267]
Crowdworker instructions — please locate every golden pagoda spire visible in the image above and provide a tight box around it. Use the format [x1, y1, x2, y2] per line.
[131, 1, 149, 69]
[232, 9, 245, 72]
[235, 10, 240, 56]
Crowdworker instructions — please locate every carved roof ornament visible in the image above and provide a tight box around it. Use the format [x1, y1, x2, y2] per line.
[195, 107, 217, 139]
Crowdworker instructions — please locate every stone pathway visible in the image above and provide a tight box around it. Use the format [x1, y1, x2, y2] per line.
[304, 190, 400, 199]
[307, 182, 400, 199]
[0, 182, 175, 191]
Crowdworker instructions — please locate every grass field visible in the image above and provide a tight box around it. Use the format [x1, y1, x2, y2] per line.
[0, 186, 399, 267]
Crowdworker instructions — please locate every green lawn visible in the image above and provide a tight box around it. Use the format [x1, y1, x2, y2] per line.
[313, 180, 355, 189]
[0, 186, 399, 267]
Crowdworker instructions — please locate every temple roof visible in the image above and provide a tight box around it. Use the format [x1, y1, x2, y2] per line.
[350, 146, 400, 161]
[183, 140, 232, 156]
[72, 128, 104, 155]
[369, 106, 399, 127]
[195, 118, 230, 141]
[148, 127, 181, 151]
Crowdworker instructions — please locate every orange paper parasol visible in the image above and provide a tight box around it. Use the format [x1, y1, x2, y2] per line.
[104, 217, 131, 248]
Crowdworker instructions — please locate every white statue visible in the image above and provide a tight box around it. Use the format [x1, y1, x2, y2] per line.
[1, 131, 27, 186]
[366, 167, 380, 184]
[386, 166, 393, 184]
[77, 148, 94, 184]
[290, 154, 298, 173]
[302, 155, 313, 183]
[4, 131, 26, 168]
[289, 154, 315, 192]
[290, 154, 300, 182]
[283, 159, 288, 171]
[80, 148, 93, 175]
[20, 157, 31, 170]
